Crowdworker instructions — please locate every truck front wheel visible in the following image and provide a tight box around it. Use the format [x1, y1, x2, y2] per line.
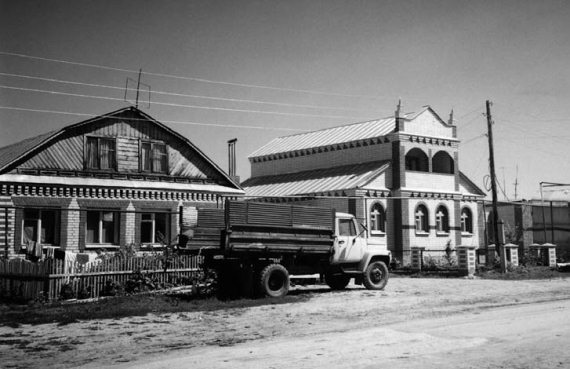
[259, 264, 290, 298]
[363, 261, 389, 290]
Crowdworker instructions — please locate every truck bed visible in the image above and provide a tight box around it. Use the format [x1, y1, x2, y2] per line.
[181, 201, 336, 256]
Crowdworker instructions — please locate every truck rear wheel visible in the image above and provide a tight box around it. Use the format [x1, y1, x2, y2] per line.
[259, 264, 290, 298]
[325, 273, 351, 290]
[363, 261, 389, 290]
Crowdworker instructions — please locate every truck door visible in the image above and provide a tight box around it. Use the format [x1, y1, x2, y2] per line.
[335, 217, 364, 263]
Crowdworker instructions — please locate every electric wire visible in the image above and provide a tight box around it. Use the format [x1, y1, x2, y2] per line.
[0, 85, 371, 120]
[0, 106, 312, 132]
[0, 51, 403, 100]
[0, 71, 382, 113]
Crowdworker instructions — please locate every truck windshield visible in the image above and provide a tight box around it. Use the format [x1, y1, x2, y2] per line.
[338, 219, 356, 236]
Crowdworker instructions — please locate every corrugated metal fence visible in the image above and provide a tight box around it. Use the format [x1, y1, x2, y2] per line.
[0, 255, 202, 301]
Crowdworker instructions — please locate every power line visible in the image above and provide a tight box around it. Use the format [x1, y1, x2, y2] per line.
[0, 50, 399, 100]
[0, 106, 312, 132]
[0, 84, 371, 120]
[0, 71, 382, 114]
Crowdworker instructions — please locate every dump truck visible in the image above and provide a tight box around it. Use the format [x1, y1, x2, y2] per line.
[183, 200, 391, 298]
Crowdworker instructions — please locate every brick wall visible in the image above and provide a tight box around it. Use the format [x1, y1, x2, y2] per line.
[0, 196, 15, 257]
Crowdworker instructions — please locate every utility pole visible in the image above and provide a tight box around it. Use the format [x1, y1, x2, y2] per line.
[486, 100, 507, 273]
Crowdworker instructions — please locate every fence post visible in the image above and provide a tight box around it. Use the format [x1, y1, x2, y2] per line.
[410, 247, 425, 272]
[457, 245, 477, 277]
[542, 243, 557, 268]
[502, 243, 519, 267]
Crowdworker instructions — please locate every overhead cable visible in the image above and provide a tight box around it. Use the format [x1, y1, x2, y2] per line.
[0, 51, 395, 100]
[0, 72, 382, 113]
[0, 85, 370, 120]
[0, 106, 311, 132]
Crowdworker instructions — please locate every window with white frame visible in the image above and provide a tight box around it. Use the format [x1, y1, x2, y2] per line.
[415, 204, 429, 233]
[370, 203, 386, 234]
[141, 141, 168, 173]
[461, 207, 473, 234]
[22, 209, 60, 246]
[86, 210, 119, 245]
[141, 212, 169, 245]
[435, 205, 450, 233]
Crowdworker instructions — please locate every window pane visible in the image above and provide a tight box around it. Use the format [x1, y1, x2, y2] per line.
[141, 142, 151, 171]
[339, 219, 356, 236]
[100, 139, 115, 170]
[23, 219, 38, 243]
[141, 221, 152, 243]
[86, 211, 99, 243]
[86, 137, 99, 169]
[101, 211, 116, 243]
[41, 210, 59, 244]
[153, 144, 167, 173]
[155, 213, 168, 243]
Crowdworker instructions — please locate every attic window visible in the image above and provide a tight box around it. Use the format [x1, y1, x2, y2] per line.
[86, 137, 116, 170]
[141, 141, 168, 174]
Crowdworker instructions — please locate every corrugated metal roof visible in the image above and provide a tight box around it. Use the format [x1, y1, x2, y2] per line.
[248, 111, 424, 158]
[0, 130, 58, 171]
[241, 160, 390, 197]
[459, 172, 486, 196]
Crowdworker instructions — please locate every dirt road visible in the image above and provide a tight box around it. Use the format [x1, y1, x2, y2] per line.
[2, 277, 569, 369]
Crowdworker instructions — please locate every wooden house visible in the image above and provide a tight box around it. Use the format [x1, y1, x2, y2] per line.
[242, 103, 486, 262]
[0, 106, 243, 258]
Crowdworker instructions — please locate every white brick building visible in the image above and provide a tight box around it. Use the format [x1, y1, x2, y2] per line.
[241, 103, 485, 263]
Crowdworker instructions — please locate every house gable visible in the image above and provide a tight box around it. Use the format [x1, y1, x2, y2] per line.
[1, 107, 240, 189]
[402, 107, 455, 139]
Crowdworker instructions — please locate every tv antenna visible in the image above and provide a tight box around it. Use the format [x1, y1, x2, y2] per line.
[124, 68, 151, 109]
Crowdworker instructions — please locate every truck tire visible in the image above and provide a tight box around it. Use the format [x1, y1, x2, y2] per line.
[259, 264, 290, 298]
[325, 273, 351, 290]
[363, 261, 389, 290]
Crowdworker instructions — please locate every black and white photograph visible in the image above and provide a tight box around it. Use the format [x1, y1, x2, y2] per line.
[1, 1, 569, 368]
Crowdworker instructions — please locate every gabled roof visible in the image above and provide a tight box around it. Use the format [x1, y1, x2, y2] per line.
[0, 106, 242, 190]
[248, 106, 453, 158]
[241, 160, 390, 197]
[459, 172, 486, 197]
[0, 130, 58, 172]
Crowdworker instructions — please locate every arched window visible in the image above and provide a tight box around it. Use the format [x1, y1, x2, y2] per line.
[432, 151, 455, 174]
[435, 205, 449, 233]
[415, 204, 429, 233]
[370, 203, 386, 234]
[405, 148, 429, 172]
[461, 207, 473, 234]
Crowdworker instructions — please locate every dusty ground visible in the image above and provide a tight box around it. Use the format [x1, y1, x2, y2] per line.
[1, 276, 569, 369]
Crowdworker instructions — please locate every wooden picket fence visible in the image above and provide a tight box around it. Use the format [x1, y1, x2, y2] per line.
[0, 255, 203, 301]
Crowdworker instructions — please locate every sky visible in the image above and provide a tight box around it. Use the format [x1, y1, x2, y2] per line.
[1, 0, 569, 201]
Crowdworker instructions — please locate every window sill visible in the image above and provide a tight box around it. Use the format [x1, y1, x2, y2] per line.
[461, 232, 473, 237]
[415, 231, 429, 237]
[85, 244, 120, 248]
[370, 231, 386, 237]
[436, 232, 450, 237]
[140, 244, 166, 249]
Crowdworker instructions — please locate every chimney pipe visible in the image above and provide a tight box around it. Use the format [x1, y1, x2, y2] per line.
[227, 138, 238, 182]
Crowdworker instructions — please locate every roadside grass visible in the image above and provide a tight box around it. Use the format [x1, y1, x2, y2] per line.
[0, 292, 311, 328]
[476, 265, 566, 280]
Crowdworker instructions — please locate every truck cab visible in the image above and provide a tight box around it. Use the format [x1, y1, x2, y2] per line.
[321, 212, 391, 292]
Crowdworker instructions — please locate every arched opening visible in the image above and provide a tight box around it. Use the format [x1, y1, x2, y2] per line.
[415, 204, 429, 233]
[370, 202, 386, 234]
[435, 205, 450, 233]
[432, 151, 455, 174]
[405, 148, 429, 172]
[461, 207, 473, 234]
